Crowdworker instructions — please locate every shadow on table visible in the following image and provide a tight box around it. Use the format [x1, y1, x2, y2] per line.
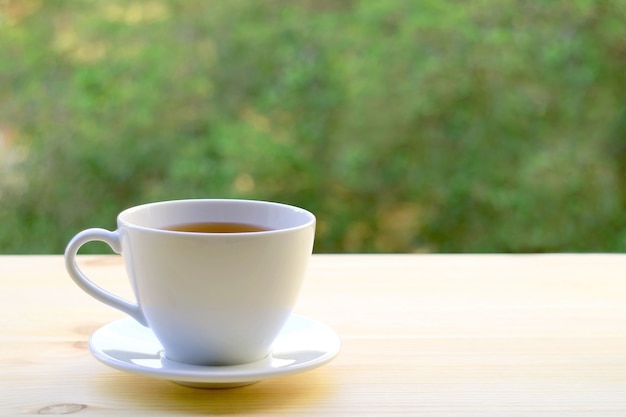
[95, 369, 338, 414]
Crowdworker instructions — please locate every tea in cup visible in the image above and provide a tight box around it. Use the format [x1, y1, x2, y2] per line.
[65, 199, 316, 366]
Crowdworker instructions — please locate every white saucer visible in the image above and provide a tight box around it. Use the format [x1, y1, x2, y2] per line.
[89, 315, 340, 388]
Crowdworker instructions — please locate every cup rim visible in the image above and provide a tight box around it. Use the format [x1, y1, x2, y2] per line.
[117, 198, 316, 235]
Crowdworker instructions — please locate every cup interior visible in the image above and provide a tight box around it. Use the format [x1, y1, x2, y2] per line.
[118, 199, 315, 232]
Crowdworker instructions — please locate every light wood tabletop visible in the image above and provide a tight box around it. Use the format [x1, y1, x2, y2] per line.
[1, 254, 626, 416]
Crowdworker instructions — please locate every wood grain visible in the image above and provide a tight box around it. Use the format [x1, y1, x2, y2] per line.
[1, 254, 626, 416]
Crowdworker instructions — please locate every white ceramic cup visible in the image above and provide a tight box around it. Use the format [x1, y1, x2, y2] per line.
[65, 199, 316, 366]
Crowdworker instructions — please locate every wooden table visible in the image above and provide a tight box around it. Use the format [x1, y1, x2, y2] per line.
[2, 254, 626, 416]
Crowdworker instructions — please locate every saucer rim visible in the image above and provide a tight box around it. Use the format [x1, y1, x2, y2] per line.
[88, 314, 341, 385]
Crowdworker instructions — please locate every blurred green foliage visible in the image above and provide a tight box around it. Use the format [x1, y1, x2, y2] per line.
[0, 0, 625, 253]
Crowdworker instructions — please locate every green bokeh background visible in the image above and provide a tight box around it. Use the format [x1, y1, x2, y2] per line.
[1, 0, 625, 253]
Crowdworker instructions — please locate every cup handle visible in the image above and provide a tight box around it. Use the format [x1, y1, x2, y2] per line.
[64, 228, 148, 326]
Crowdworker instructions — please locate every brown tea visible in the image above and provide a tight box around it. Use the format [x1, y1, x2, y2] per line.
[164, 222, 270, 234]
